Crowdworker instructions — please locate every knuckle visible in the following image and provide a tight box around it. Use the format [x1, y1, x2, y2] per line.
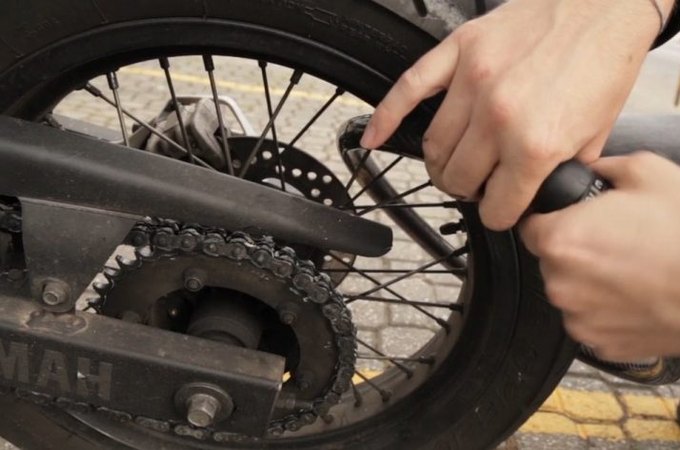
[422, 138, 446, 168]
[480, 208, 517, 231]
[439, 178, 469, 198]
[522, 136, 558, 165]
[399, 66, 426, 97]
[454, 21, 482, 45]
[487, 90, 515, 127]
[534, 227, 562, 258]
[467, 59, 494, 84]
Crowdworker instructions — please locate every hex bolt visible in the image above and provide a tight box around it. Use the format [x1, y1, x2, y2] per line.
[41, 281, 69, 306]
[183, 268, 207, 292]
[278, 303, 300, 326]
[186, 393, 221, 428]
[280, 311, 297, 325]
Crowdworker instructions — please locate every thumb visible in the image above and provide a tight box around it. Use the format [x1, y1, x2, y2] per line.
[518, 211, 562, 257]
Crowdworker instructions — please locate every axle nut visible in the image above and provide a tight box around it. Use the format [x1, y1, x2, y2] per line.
[41, 281, 69, 306]
[183, 268, 207, 292]
[187, 393, 221, 428]
[175, 383, 234, 428]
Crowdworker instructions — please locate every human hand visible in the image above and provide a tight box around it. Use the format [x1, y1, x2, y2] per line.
[520, 152, 680, 360]
[361, 0, 669, 230]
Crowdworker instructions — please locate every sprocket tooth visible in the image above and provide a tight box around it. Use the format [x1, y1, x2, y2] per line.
[102, 266, 121, 282]
[85, 298, 104, 313]
[134, 245, 154, 260]
[116, 255, 140, 271]
[92, 280, 110, 295]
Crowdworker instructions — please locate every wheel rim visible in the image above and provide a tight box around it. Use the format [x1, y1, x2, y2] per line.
[0, 19, 507, 448]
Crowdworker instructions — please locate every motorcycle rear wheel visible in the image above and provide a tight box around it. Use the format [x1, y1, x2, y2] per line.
[0, 1, 576, 449]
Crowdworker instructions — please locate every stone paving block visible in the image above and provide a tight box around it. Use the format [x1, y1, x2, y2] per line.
[578, 423, 625, 441]
[538, 390, 563, 414]
[661, 397, 678, 418]
[560, 390, 624, 422]
[569, 360, 599, 376]
[515, 431, 588, 449]
[388, 303, 447, 329]
[624, 419, 680, 442]
[379, 327, 435, 357]
[520, 412, 580, 435]
[348, 300, 388, 330]
[587, 438, 632, 450]
[355, 330, 385, 372]
[620, 393, 675, 420]
[629, 442, 680, 450]
[560, 375, 616, 392]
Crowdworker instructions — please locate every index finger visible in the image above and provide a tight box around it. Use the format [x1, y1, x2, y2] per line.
[361, 35, 461, 149]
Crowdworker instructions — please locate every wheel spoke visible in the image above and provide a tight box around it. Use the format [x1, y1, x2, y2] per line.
[356, 180, 433, 216]
[348, 201, 458, 210]
[203, 55, 235, 175]
[105, 72, 130, 146]
[288, 87, 344, 149]
[357, 354, 435, 365]
[239, 69, 303, 178]
[347, 246, 468, 302]
[323, 268, 455, 274]
[341, 155, 403, 208]
[83, 83, 215, 170]
[344, 149, 372, 192]
[357, 338, 413, 377]
[354, 371, 391, 402]
[349, 295, 463, 312]
[328, 253, 450, 330]
[159, 57, 195, 165]
[259, 61, 286, 190]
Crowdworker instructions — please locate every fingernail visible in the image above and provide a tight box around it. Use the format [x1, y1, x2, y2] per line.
[360, 122, 376, 149]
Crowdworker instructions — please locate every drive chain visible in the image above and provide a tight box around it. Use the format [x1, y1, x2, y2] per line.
[8, 218, 357, 443]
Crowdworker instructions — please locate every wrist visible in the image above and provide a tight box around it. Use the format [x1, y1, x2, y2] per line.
[580, 0, 673, 48]
[648, 0, 675, 33]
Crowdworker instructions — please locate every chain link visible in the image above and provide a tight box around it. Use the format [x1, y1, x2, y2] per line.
[9, 218, 357, 443]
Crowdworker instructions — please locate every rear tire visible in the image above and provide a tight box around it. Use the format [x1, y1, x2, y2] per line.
[0, 1, 576, 449]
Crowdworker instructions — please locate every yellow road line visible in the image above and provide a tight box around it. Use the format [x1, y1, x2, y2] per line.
[526, 388, 679, 442]
[119, 66, 369, 107]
